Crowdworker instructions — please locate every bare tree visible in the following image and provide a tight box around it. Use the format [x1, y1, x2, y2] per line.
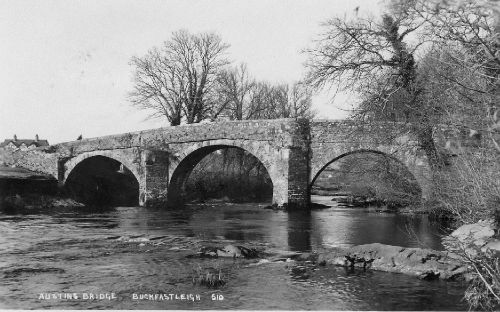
[245, 81, 276, 119]
[305, 7, 444, 167]
[211, 63, 256, 120]
[213, 64, 316, 121]
[245, 81, 315, 120]
[413, 0, 500, 152]
[285, 81, 316, 119]
[129, 47, 184, 125]
[129, 30, 230, 125]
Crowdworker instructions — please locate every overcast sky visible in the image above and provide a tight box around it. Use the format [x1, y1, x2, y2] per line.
[0, 0, 381, 144]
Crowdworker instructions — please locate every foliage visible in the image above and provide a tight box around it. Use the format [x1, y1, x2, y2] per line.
[446, 235, 500, 311]
[419, 2, 500, 309]
[306, 1, 499, 309]
[464, 248, 500, 311]
[431, 149, 500, 224]
[305, 4, 443, 167]
[413, 0, 500, 154]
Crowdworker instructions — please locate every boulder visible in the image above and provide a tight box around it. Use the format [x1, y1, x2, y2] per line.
[442, 219, 498, 258]
[450, 219, 496, 246]
[196, 245, 259, 259]
[292, 252, 318, 262]
[317, 243, 467, 280]
[217, 245, 242, 258]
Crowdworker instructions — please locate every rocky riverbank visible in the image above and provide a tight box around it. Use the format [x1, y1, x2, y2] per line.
[315, 243, 467, 280]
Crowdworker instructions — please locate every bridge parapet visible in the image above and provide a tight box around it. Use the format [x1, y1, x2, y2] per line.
[310, 120, 420, 146]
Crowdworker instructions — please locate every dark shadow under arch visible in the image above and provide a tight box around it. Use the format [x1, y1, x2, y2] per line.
[65, 155, 139, 206]
[168, 145, 273, 207]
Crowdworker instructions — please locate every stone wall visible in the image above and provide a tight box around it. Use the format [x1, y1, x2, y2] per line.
[0, 147, 59, 179]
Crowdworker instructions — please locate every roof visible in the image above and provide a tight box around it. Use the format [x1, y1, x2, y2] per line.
[0, 139, 49, 148]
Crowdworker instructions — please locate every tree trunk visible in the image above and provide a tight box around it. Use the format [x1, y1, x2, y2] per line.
[415, 124, 443, 168]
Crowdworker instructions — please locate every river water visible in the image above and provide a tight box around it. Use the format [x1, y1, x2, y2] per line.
[0, 196, 467, 310]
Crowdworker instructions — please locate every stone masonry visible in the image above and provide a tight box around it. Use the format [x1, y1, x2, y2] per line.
[1, 119, 434, 209]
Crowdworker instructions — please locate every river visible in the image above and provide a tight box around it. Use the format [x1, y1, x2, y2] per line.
[0, 195, 467, 310]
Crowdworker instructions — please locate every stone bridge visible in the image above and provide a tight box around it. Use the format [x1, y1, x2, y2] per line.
[12, 119, 433, 209]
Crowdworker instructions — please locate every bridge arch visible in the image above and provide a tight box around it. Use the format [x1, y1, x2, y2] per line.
[310, 148, 428, 203]
[63, 150, 142, 206]
[167, 139, 277, 206]
[63, 150, 141, 184]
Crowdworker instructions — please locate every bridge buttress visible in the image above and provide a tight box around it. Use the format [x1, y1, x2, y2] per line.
[286, 119, 311, 210]
[140, 150, 170, 207]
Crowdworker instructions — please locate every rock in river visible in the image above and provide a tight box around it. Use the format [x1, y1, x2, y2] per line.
[317, 243, 468, 280]
[194, 244, 259, 259]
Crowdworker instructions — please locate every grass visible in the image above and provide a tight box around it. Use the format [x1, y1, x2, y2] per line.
[192, 265, 226, 288]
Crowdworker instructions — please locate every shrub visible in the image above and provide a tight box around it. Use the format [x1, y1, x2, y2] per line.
[430, 149, 500, 224]
[462, 248, 500, 310]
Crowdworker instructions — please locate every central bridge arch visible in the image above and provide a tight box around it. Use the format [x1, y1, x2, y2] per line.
[167, 139, 284, 206]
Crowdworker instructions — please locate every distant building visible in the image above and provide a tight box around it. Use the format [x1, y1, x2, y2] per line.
[0, 134, 49, 151]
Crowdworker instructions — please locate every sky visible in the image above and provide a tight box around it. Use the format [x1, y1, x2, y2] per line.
[0, 0, 381, 144]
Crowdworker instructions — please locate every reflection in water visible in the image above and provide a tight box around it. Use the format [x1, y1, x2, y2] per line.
[287, 211, 312, 251]
[310, 195, 448, 249]
[0, 201, 466, 310]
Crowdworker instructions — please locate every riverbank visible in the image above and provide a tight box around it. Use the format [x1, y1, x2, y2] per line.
[0, 194, 84, 213]
[0, 166, 84, 213]
[0, 166, 57, 194]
